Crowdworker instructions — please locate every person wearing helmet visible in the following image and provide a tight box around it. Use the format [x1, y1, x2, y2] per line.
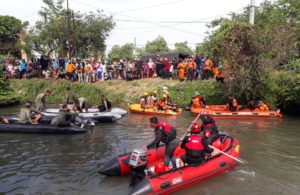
[200, 115, 219, 145]
[19, 101, 42, 124]
[164, 91, 174, 106]
[140, 92, 149, 109]
[150, 91, 158, 108]
[180, 122, 213, 166]
[147, 117, 179, 169]
[157, 94, 168, 111]
[189, 91, 206, 108]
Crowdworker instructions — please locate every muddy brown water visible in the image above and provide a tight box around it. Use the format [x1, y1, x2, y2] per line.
[0, 106, 299, 194]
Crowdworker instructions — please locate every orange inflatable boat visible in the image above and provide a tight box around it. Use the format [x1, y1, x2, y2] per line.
[190, 105, 283, 120]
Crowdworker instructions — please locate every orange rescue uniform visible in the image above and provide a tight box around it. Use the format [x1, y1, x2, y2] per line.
[177, 62, 186, 80]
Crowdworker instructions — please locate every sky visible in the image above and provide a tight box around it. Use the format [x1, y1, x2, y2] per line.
[0, 0, 266, 54]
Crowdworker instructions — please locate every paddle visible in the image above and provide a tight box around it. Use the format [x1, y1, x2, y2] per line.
[181, 112, 202, 140]
[209, 145, 248, 164]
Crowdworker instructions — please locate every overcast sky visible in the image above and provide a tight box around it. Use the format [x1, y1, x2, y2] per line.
[1, 0, 266, 54]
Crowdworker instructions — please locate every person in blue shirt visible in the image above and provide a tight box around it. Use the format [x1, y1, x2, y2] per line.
[19, 59, 27, 79]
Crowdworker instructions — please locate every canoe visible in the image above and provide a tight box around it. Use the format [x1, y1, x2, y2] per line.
[128, 104, 182, 116]
[44, 107, 128, 116]
[43, 110, 122, 122]
[190, 105, 283, 120]
[98, 134, 240, 195]
[0, 120, 88, 134]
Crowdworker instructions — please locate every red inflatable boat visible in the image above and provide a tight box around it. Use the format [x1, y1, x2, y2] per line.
[99, 135, 241, 195]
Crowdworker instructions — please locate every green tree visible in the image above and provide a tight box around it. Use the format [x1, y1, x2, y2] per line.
[174, 41, 193, 55]
[0, 15, 23, 57]
[26, 0, 114, 58]
[145, 36, 169, 54]
[107, 43, 134, 61]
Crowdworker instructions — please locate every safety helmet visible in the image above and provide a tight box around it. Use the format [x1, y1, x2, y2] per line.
[153, 91, 157, 94]
[194, 91, 200, 97]
[165, 91, 170, 95]
[144, 92, 148, 96]
[162, 94, 167, 98]
[154, 162, 165, 173]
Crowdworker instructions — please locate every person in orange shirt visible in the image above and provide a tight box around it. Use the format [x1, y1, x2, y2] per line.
[157, 94, 168, 111]
[66, 60, 76, 81]
[177, 59, 186, 82]
[187, 58, 197, 81]
[203, 56, 213, 80]
[212, 66, 219, 79]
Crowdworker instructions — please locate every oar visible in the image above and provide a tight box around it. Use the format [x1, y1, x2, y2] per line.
[209, 145, 248, 164]
[181, 112, 202, 140]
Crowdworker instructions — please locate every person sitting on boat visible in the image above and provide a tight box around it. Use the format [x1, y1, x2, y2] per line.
[189, 91, 206, 108]
[140, 92, 150, 109]
[65, 87, 76, 106]
[35, 90, 51, 111]
[150, 91, 158, 108]
[0, 116, 9, 124]
[200, 115, 219, 145]
[98, 95, 112, 112]
[75, 97, 90, 113]
[164, 91, 174, 106]
[227, 95, 238, 111]
[147, 117, 179, 169]
[157, 94, 168, 111]
[51, 104, 84, 128]
[239, 99, 257, 111]
[257, 100, 269, 111]
[19, 101, 42, 124]
[180, 124, 213, 167]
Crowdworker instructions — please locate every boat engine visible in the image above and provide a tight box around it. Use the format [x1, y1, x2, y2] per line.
[129, 148, 148, 168]
[128, 148, 148, 187]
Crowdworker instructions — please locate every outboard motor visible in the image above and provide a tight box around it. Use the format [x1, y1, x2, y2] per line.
[128, 148, 148, 187]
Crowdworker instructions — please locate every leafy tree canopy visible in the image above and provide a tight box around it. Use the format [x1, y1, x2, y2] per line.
[145, 36, 169, 54]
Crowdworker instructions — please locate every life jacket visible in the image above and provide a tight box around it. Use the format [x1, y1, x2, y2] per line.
[185, 135, 204, 157]
[204, 59, 212, 70]
[192, 97, 201, 108]
[157, 99, 167, 108]
[156, 122, 175, 143]
[202, 123, 218, 138]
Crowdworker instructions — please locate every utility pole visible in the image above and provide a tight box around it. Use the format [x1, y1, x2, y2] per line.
[72, 11, 77, 58]
[133, 37, 137, 59]
[249, 0, 255, 25]
[67, 0, 71, 59]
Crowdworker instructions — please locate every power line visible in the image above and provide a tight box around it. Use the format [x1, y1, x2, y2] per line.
[114, 0, 185, 13]
[114, 19, 210, 23]
[72, 0, 203, 37]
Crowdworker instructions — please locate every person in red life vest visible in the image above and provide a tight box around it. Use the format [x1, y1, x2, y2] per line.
[200, 115, 219, 145]
[227, 95, 238, 111]
[189, 91, 206, 108]
[180, 124, 213, 166]
[147, 117, 179, 168]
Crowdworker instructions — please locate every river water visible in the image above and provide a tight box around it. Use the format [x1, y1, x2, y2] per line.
[0, 107, 299, 195]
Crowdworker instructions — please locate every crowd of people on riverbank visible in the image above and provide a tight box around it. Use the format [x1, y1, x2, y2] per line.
[1, 55, 226, 83]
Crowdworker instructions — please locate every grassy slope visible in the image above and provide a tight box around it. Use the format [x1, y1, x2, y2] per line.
[10, 78, 224, 107]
